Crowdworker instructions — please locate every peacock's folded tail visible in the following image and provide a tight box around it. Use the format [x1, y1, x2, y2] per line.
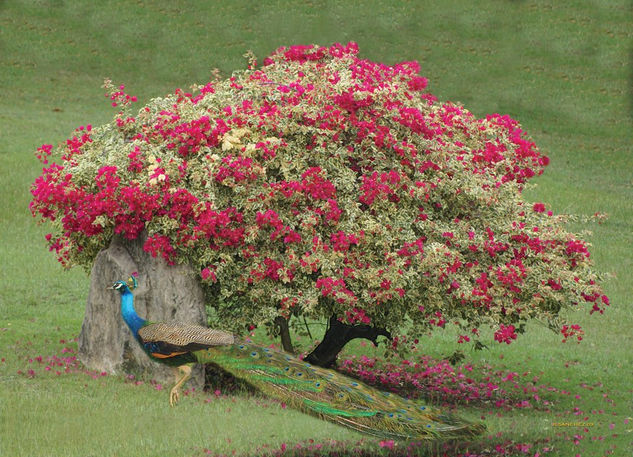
[194, 341, 485, 441]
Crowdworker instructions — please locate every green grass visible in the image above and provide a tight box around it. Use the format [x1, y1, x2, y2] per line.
[1, 0, 632, 456]
[2, 354, 354, 456]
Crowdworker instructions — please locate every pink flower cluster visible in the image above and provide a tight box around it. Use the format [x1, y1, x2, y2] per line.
[494, 324, 518, 344]
[162, 116, 229, 157]
[560, 324, 584, 343]
[315, 276, 358, 308]
[105, 83, 137, 108]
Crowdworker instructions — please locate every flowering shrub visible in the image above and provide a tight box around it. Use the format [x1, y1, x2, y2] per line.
[31, 42, 607, 346]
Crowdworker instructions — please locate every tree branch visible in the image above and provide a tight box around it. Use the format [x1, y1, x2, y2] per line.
[304, 314, 392, 368]
[274, 316, 295, 354]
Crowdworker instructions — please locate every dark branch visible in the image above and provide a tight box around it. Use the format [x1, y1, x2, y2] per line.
[304, 314, 392, 368]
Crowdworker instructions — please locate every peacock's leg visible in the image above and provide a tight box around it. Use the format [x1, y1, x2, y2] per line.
[169, 364, 193, 406]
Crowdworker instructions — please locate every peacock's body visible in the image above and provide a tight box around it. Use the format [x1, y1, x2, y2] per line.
[111, 277, 484, 441]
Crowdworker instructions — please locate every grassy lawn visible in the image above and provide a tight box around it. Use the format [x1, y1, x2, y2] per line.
[1, 1, 631, 456]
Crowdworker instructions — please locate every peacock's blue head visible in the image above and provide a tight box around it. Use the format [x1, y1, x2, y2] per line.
[110, 281, 130, 293]
[108, 275, 138, 293]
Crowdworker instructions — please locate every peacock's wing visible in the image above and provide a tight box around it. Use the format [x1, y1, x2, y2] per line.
[194, 341, 485, 441]
[137, 322, 235, 359]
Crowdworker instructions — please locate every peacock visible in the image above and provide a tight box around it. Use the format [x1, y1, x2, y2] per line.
[110, 276, 485, 441]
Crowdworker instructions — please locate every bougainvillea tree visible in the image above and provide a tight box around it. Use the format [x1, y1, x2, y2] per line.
[31, 43, 608, 365]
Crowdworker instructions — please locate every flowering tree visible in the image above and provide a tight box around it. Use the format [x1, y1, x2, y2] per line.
[31, 43, 608, 366]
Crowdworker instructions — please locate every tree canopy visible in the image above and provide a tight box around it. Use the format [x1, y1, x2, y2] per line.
[31, 43, 607, 350]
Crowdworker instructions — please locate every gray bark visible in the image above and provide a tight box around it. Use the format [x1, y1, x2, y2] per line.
[78, 234, 207, 389]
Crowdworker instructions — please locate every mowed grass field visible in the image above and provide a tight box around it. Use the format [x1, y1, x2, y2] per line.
[1, 1, 631, 456]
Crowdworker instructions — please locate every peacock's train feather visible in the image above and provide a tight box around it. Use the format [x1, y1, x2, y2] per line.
[195, 343, 484, 440]
[111, 277, 485, 441]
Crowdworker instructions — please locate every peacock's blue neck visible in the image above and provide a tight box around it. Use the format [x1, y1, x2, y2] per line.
[119, 287, 147, 338]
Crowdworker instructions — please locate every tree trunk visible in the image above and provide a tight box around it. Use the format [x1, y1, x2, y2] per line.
[275, 316, 295, 354]
[78, 233, 207, 388]
[304, 314, 392, 368]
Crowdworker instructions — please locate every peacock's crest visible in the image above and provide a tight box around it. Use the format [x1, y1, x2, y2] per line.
[126, 272, 138, 290]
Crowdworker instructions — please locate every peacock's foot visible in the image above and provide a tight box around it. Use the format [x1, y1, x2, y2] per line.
[169, 386, 181, 406]
[169, 364, 192, 407]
